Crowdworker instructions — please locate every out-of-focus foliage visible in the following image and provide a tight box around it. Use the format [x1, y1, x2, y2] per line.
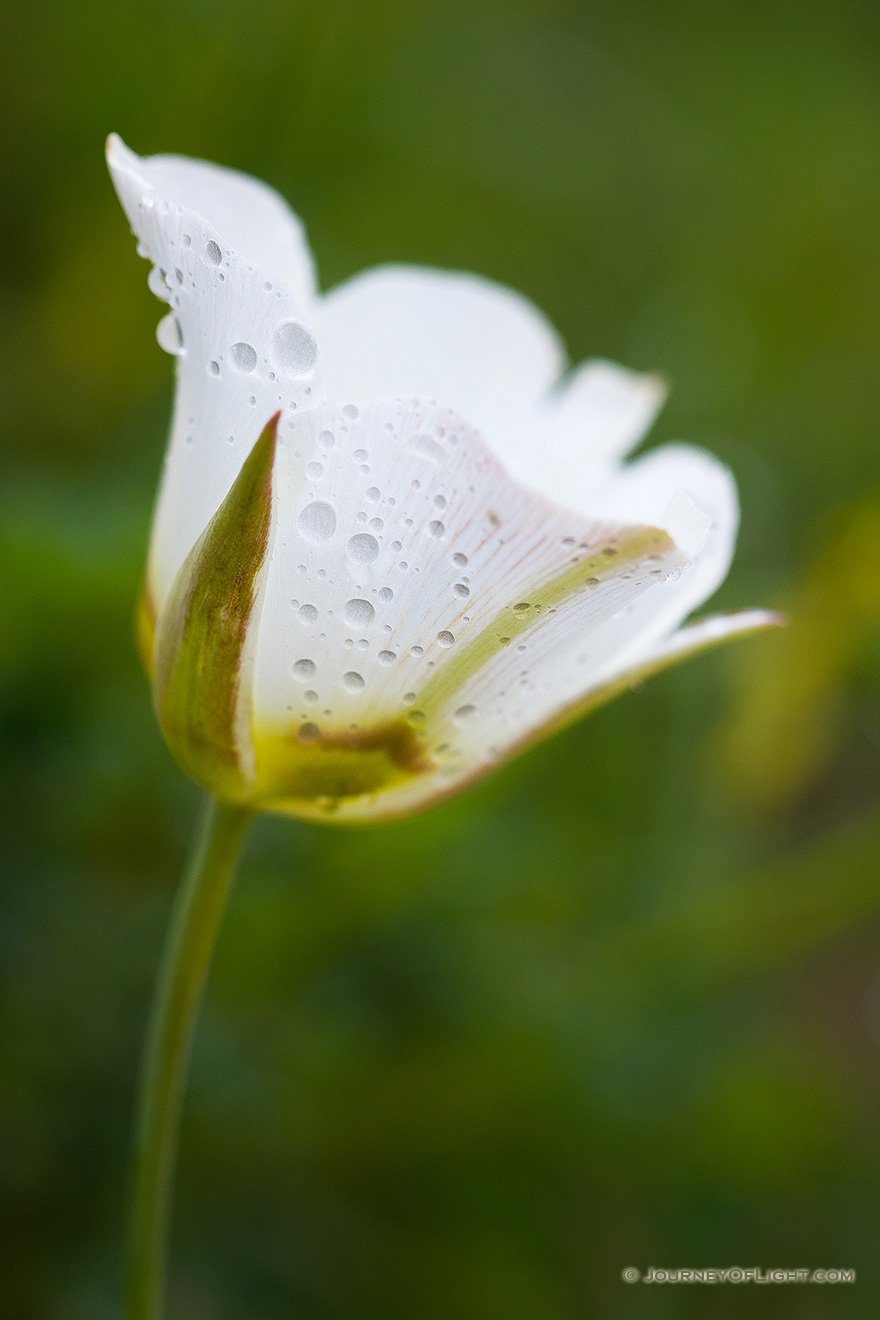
[2, 1, 880, 1316]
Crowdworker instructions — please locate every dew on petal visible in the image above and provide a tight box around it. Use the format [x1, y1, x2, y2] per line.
[347, 533, 379, 563]
[428, 521, 446, 539]
[342, 598, 375, 627]
[409, 434, 445, 463]
[293, 658, 317, 681]
[205, 240, 223, 265]
[437, 631, 455, 648]
[378, 650, 396, 665]
[230, 342, 257, 372]
[303, 690, 318, 705]
[433, 495, 447, 510]
[343, 404, 359, 419]
[365, 487, 380, 502]
[353, 448, 369, 462]
[453, 583, 470, 598]
[454, 704, 478, 726]
[271, 321, 318, 377]
[403, 692, 417, 705]
[369, 518, 384, 533]
[156, 314, 183, 355]
[343, 671, 365, 693]
[298, 501, 337, 543]
[411, 645, 424, 656]
[378, 587, 394, 603]
[319, 429, 335, 448]
[297, 604, 319, 625]
[208, 360, 220, 377]
[306, 461, 324, 480]
[297, 722, 320, 744]
[452, 552, 468, 567]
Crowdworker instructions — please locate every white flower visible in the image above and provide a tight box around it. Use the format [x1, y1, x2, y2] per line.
[107, 134, 778, 823]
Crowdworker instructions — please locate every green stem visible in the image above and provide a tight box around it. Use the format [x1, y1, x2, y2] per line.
[124, 795, 253, 1320]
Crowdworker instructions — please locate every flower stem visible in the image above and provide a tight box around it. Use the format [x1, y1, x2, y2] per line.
[124, 795, 253, 1320]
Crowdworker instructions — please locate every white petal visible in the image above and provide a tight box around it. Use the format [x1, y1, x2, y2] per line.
[106, 135, 317, 309]
[498, 359, 667, 509]
[107, 135, 324, 613]
[248, 398, 693, 819]
[578, 442, 740, 675]
[313, 265, 566, 447]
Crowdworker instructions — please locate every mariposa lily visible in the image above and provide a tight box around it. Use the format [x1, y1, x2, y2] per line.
[108, 134, 776, 826]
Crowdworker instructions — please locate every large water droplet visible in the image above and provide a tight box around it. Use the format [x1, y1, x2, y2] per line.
[230, 342, 257, 372]
[378, 587, 394, 603]
[377, 650, 396, 665]
[428, 521, 446, 539]
[343, 671, 365, 693]
[347, 533, 379, 563]
[205, 240, 223, 266]
[271, 321, 318, 377]
[297, 604, 319, 625]
[298, 501, 337, 543]
[293, 658, 317, 681]
[156, 314, 183, 355]
[437, 631, 455, 648]
[147, 266, 171, 301]
[343, 598, 375, 627]
[409, 434, 445, 463]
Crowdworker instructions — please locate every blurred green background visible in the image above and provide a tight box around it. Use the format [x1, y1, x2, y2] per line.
[2, 0, 880, 1316]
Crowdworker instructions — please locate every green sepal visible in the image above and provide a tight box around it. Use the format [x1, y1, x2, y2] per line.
[152, 414, 279, 802]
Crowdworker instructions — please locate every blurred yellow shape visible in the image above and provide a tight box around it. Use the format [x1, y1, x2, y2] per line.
[717, 497, 880, 812]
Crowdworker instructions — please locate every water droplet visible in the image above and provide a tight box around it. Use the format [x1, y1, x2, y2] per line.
[406, 709, 426, 726]
[378, 587, 394, 603]
[403, 692, 417, 705]
[584, 577, 600, 588]
[343, 404, 359, 419]
[343, 671, 365, 693]
[298, 501, 337, 543]
[156, 314, 183, 355]
[347, 533, 379, 563]
[365, 487, 380, 502]
[378, 650, 396, 665]
[428, 521, 446, 539]
[271, 321, 318, 377]
[343, 598, 375, 627]
[303, 690, 318, 705]
[433, 495, 447, 510]
[437, 631, 455, 648]
[411, 645, 424, 657]
[293, 658, 317, 681]
[409, 434, 445, 463]
[208, 360, 220, 377]
[297, 604, 319, 625]
[369, 518, 384, 533]
[454, 704, 477, 726]
[319, 429, 335, 448]
[453, 583, 470, 598]
[205, 240, 222, 265]
[306, 461, 324, 480]
[230, 341, 257, 372]
[353, 448, 369, 462]
[297, 721, 320, 744]
[183, 234, 192, 248]
[147, 266, 170, 299]
[452, 552, 468, 567]
[513, 602, 530, 616]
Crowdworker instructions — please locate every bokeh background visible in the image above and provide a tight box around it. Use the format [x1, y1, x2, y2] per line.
[2, 1, 880, 1316]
